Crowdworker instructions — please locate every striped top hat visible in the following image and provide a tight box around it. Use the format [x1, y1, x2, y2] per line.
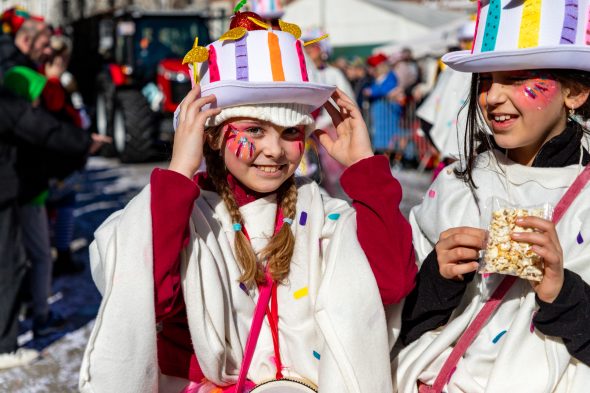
[443, 0, 590, 73]
[182, 11, 335, 112]
[250, 0, 285, 19]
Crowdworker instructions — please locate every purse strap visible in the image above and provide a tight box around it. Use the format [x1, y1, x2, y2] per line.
[235, 272, 274, 393]
[426, 163, 590, 393]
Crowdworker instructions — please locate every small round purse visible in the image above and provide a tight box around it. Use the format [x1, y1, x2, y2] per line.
[250, 377, 317, 392]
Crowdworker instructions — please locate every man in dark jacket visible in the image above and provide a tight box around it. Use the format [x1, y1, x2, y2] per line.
[0, 85, 102, 369]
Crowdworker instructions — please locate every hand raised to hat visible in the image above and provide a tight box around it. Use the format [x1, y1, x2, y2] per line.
[169, 86, 221, 179]
[314, 88, 374, 167]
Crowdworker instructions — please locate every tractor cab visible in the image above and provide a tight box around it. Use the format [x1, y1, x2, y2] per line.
[91, 8, 212, 162]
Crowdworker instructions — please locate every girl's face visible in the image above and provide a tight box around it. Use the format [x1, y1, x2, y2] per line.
[478, 70, 568, 163]
[219, 118, 306, 193]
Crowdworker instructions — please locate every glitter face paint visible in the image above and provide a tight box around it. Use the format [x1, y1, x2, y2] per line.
[516, 72, 559, 110]
[225, 124, 256, 160]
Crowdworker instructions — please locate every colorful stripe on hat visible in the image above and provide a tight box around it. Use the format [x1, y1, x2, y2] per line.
[235, 36, 249, 81]
[209, 45, 220, 83]
[471, 0, 483, 54]
[296, 40, 309, 82]
[518, 0, 542, 49]
[268, 32, 285, 81]
[561, 0, 578, 44]
[481, 0, 501, 52]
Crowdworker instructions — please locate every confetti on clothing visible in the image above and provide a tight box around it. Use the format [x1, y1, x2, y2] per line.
[577, 231, 584, 244]
[239, 282, 249, 294]
[313, 350, 321, 360]
[428, 189, 436, 199]
[294, 287, 309, 299]
[492, 330, 507, 344]
[327, 213, 340, 221]
[299, 211, 308, 226]
[530, 312, 537, 333]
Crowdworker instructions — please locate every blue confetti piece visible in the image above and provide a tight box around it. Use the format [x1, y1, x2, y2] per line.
[577, 231, 584, 244]
[327, 213, 340, 221]
[239, 282, 248, 294]
[492, 330, 507, 344]
[312, 350, 321, 360]
[299, 211, 308, 226]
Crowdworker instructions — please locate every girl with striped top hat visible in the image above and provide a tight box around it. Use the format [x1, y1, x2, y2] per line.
[79, 8, 416, 393]
[396, 1, 590, 392]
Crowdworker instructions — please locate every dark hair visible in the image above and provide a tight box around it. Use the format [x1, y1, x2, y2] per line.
[454, 69, 590, 200]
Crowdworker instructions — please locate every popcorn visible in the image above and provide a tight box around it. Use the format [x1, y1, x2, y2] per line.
[481, 207, 546, 281]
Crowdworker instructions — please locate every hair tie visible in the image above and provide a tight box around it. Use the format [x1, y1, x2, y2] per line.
[282, 218, 293, 225]
[233, 223, 242, 232]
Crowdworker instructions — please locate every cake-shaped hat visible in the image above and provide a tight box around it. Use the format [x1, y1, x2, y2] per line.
[443, 0, 590, 73]
[182, 8, 335, 112]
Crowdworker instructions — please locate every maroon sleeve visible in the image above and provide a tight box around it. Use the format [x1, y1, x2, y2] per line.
[340, 155, 417, 305]
[151, 168, 200, 320]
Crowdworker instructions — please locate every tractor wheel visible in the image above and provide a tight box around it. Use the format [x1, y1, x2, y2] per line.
[113, 89, 160, 163]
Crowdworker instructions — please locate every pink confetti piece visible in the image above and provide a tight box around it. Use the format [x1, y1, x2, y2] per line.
[428, 189, 436, 198]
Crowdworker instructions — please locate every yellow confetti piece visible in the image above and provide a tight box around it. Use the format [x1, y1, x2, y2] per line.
[182, 37, 209, 64]
[279, 20, 302, 39]
[248, 16, 271, 30]
[219, 27, 248, 41]
[294, 287, 309, 299]
[303, 34, 329, 47]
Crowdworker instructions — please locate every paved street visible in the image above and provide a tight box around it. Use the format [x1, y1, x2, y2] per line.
[0, 158, 431, 392]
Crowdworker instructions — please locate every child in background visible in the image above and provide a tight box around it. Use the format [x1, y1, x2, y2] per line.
[396, 1, 590, 392]
[81, 10, 416, 393]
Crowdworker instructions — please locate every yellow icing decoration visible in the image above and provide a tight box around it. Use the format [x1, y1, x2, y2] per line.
[518, 0, 542, 49]
[248, 17, 271, 30]
[192, 63, 200, 86]
[278, 20, 302, 39]
[182, 37, 209, 64]
[219, 27, 248, 41]
[294, 287, 309, 299]
[303, 34, 329, 47]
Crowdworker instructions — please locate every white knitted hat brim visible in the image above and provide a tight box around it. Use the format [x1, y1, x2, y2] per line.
[174, 103, 316, 136]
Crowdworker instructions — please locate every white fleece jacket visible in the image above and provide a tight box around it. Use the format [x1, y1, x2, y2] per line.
[80, 179, 399, 393]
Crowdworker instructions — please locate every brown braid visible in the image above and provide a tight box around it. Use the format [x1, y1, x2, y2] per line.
[203, 126, 298, 286]
[259, 176, 297, 283]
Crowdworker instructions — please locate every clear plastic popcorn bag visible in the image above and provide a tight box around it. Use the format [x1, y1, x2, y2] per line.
[479, 197, 553, 282]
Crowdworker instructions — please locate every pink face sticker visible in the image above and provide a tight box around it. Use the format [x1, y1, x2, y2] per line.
[225, 124, 256, 160]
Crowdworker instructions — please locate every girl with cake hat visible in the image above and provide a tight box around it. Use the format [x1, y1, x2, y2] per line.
[80, 8, 416, 393]
[395, 1, 590, 392]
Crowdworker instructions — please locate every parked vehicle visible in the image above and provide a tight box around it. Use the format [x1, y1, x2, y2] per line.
[71, 8, 213, 162]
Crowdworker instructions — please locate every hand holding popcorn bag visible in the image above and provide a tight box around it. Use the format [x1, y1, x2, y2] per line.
[480, 197, 553, 282]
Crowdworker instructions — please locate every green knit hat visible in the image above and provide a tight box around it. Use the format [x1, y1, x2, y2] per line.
[3, 66, 47, 102]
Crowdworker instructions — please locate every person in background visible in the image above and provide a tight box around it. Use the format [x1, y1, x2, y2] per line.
[364, 53, 402, 160]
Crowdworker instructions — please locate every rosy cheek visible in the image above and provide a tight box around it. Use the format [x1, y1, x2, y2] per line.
[518, 78, 559, 109]
[225, 126, 256, 161]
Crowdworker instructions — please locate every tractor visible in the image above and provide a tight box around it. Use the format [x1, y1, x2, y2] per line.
[72, 8, 214, 162]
